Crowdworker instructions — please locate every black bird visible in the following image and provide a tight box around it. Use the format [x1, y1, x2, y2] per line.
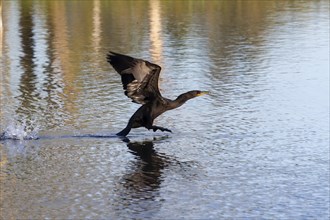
[107, 51, 208, 136]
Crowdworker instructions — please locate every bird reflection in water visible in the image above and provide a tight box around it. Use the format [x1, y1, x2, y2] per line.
[113, 137, 171, 218]
[122, 137, 169, 191]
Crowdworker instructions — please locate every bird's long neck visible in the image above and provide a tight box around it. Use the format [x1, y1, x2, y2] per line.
[168, 91, 196, 110]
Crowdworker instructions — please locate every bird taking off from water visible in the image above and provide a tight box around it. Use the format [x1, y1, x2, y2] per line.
[107, 51, 208, 136]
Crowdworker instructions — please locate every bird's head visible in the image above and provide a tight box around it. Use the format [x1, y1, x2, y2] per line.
[172, 90, 209, 109]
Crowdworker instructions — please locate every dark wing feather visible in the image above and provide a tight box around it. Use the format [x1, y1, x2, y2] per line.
[107, 51, 162, 104]
[107, 51, 138, 90]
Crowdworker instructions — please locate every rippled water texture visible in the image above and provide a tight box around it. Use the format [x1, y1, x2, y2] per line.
[1, 1, 329, 219]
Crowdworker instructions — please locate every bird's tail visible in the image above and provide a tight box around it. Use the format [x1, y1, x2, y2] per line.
[116, 126, 131, 137]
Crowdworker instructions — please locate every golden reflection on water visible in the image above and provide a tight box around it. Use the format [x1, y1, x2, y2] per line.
[1, 0, 328, 129]
[149, 0, 163, 65]
[92, 0, 101, 52]
[50, 1, 79, 122]
[0, 1, 2, 57]
[0, 0, 3, 120]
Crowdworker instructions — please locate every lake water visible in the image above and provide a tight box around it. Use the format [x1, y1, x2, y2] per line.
[1, 1, 329, 219]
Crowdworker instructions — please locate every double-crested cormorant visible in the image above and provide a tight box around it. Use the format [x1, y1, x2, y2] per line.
[107, 51, 208, 136]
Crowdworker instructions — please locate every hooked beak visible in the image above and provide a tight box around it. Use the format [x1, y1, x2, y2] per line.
[197, 91, 210, 96]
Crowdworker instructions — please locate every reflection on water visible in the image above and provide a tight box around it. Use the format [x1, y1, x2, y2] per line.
[149, 0, 163, 65]
[1, 0, 329, 219]
[125, 140, 164, 192]
[114, 139, 169, 218]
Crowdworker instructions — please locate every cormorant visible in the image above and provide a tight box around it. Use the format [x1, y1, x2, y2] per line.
[107, 51, 208, 136]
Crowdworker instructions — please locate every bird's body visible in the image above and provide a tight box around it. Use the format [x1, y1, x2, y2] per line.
[107, 51, 208, 136]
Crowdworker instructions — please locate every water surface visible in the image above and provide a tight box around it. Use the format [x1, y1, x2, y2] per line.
[1, 1, 329, 219]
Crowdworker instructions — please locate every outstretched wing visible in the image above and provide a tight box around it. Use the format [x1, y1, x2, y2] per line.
[107, 51, 162, 104]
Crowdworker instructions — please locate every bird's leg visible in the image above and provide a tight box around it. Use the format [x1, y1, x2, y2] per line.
[144, 112, 171, 133]
[117, 109, 142, 137]
[116, 125, 131, 136]
[150, 125, 172, 133]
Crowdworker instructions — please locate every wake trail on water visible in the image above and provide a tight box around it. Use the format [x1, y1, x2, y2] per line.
[0, 120, 123, 141]
[0, 119, 167, 141]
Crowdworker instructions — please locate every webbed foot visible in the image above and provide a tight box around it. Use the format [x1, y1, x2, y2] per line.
[151, 126, 172, 133]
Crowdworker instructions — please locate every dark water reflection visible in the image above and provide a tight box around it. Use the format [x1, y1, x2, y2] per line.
[114, 139, 170, 219]
[1, 0, 329, 219]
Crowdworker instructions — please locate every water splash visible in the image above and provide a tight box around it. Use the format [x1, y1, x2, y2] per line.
[0, 119, 40, 140]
